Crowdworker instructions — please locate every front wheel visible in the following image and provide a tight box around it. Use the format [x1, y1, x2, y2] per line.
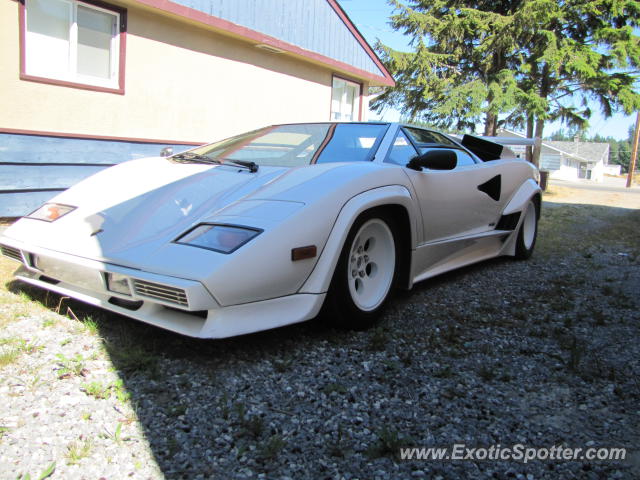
[325, 212, 398, 329]
[514, 199, 538, 259]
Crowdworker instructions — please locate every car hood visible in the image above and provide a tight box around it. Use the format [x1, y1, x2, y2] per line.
[4, 157, 297, 262]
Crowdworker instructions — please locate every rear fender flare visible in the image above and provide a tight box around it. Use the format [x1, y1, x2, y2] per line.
[501, 178, 541, 256]
[503, 178, 541, 216]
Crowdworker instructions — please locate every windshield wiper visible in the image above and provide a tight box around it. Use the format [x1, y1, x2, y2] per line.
[171, 153, 258, 172]
[171, 152, 221, 163]
[224, 158, 259, 173]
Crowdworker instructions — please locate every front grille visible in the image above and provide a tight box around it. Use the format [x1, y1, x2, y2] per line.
[132, 279, 188, 307]
[0, 245, 23, 263]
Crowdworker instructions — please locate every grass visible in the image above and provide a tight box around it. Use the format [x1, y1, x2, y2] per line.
[55, 353, 87, 378]
[259, 434, 286, 460]
[322, 382, 348, 395]
[0, 338, 31, 367]
[15, 462, 56, 480]
[107, 340, 159, 377]
[367, 326, 387, 351]
[366, 426, 412, 459]
[81, 379, 130, 403]
[271, 356, 293, 373]
[82, 381, 112, 400]
[66, 438, 92, 465]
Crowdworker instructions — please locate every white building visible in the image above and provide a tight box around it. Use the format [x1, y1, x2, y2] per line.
[492, 130, 612, 183]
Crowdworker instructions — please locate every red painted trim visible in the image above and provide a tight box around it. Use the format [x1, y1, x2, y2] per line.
[18, 0, 25, 78]
[0, 128, 205, 146]
[18, 0, 127, 95]
[330, 75, 364, 121]
[132, 0, 395, 87]
[18, 74, 125, 95]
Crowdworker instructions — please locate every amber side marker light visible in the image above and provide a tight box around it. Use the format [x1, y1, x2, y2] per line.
[291, 245, 317, 261]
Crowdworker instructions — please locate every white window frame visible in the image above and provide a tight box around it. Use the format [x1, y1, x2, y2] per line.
[24, 0, 121, 90]
[331, 76, 361, 121]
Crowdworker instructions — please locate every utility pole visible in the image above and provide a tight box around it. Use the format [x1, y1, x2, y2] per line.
[627, 111, 640, 188]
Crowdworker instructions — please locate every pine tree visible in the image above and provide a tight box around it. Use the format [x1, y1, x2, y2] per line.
[373, 0, 640, 166]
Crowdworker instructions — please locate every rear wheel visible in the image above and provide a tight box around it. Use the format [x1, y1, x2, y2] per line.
[325, 211, 398, 329]
[515, 199, 538, 259]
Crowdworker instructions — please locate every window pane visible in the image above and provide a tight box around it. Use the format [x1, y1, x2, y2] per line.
[386, 131, 418, 165]
[405, 127, 456, 146]
[191, 123, 387, 167]
[77, 5, 116, 79]
[26, 0, 71, 77]
[194, 124, 331, 167]
[316, 124, 387, 163]
[331, 81, 345, 121]
[331, 78, 360, 121]
[453, 150, 477, 167]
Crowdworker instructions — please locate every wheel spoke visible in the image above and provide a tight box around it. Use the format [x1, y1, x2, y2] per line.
[346, 218, 395, 311]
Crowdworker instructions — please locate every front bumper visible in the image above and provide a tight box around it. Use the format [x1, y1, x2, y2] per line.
[0, 240, 325, 338]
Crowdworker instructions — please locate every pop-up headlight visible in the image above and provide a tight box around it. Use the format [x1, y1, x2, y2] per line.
[176, 224, 261, 254]
[27, 203, 76, 222]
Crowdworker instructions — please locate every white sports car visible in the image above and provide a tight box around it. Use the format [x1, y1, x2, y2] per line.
[0, 123, 540, 338]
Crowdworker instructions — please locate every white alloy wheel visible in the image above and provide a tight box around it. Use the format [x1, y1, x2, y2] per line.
[346, 218, 396, 312]
[515, 198, 539, 260]
[521, 201, 537, 250]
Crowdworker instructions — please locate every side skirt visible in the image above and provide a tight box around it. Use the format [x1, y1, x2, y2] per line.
[411, 230, 513, 284]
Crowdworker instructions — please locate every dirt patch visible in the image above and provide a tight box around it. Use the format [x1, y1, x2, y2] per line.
[544, 184, 640, 209]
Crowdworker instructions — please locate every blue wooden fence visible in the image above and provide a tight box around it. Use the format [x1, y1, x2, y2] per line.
[0, 132, 198, 217]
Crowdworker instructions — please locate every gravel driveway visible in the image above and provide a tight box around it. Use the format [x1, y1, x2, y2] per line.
[0, 185, 638, 479]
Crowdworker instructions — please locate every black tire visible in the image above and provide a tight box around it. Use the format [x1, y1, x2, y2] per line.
[323, 210, 399, 330]
[515, 199, 538, 260]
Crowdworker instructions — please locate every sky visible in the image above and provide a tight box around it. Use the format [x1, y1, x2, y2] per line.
[336, 0, 638, 140]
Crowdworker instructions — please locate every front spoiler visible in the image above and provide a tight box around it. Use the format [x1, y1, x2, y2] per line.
[2, 239, 325, 338]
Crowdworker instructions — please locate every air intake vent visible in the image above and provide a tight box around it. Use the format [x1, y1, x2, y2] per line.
[132, 279, 188, 307]
[0, 245, 23, 263]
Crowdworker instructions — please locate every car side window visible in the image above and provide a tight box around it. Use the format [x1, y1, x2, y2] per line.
[418, 147, 478, 168]
[386, 131, 418, 165]
[453, 150, 478, 167]
[405, 127, 457, 146]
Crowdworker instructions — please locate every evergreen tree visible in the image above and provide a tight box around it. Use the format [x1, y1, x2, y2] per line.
[373, 0, 640, 166]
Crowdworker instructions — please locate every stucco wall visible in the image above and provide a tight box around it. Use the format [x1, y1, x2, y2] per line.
[0, 0, 366, 143]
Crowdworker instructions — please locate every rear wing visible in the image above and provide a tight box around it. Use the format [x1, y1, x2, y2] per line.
[461, 134, 538, 161]
[461, 135, 504, 161]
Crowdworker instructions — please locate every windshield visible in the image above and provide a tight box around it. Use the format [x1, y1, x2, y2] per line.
[181, 123, 389, 168]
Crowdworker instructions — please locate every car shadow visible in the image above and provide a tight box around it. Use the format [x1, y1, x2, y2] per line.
[4, 201, 639, 478]
[4, 248, 517, 477]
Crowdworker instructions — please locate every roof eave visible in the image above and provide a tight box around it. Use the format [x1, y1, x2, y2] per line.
[130, 0, 395, 87]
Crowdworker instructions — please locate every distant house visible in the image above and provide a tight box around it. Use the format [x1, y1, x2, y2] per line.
[492, 130, 612, 183]
[0, 0, 394, 216]
[540, 140, 610, 182]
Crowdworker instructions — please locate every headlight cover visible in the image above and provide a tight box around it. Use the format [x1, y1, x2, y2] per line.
[27, 203, 76, 222]
[175, 224, 262, 254]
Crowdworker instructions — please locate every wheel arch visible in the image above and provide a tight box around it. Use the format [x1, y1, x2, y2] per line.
[503, 178, 541, 216]
[299, 185, 417, 294]
[501, 180, 542, 257]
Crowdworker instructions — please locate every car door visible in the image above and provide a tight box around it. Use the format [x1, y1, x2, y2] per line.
[388, 128, 506, 244]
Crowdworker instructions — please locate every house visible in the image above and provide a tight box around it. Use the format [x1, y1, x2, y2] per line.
[540, 140, 610, 182]
[491, 129, 612, 183]
[0, 0, 394, 216]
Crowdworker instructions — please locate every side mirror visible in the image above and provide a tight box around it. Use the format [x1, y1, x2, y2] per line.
[406, 149, 457, 171]
[160, 147, 173, 157]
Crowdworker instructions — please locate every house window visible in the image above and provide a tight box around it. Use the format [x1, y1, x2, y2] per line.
[331, 77, 361, 121]
[22, 0, 125, 92]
